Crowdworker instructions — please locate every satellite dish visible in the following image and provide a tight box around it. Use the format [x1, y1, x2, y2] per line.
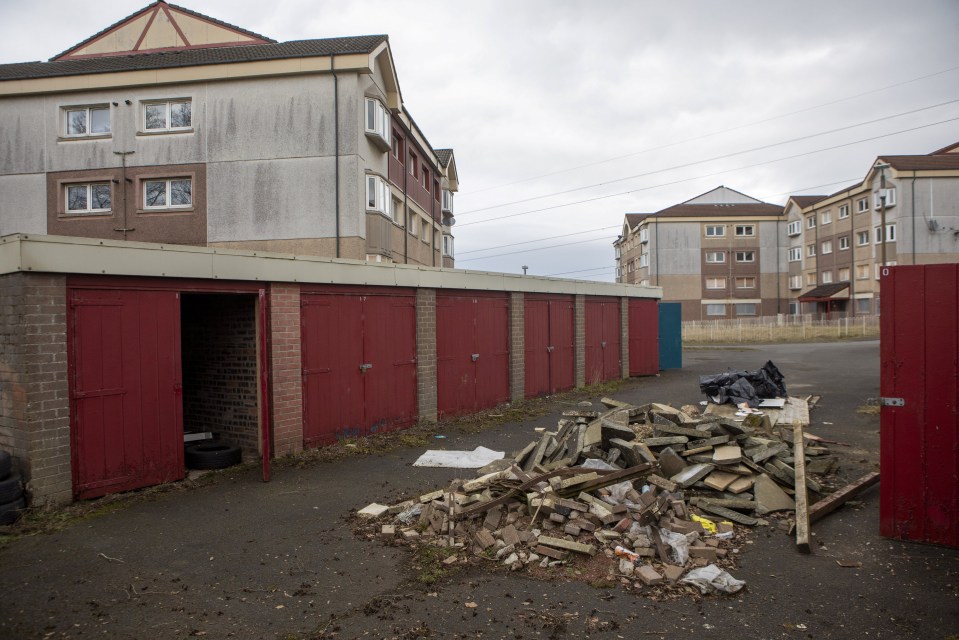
[446, 216, 456, 226]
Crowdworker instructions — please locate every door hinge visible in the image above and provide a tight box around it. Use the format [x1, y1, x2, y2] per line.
[880, 397, 904, 407]
[471, 353, 480, 362]
[359, 363, 373, 372]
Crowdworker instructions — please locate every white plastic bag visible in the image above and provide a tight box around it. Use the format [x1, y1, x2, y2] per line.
[680, 564, 746, 594]
[659, 527, 689, 565]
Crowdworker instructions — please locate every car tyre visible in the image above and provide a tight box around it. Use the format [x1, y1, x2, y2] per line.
[184, 443, 242, 470]
[0, 450, 11, 480]
[0, 474, 23, 504]
[0, 496, 25, 526]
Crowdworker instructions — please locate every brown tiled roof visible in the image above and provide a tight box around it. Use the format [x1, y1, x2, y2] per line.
[0, 35, 388, 81]
[51, 1, 277, 61]
[798, 283, 850, 301]
[625, 213, 652, 226]
[827, 181, 867, 198]
[929, 141, 959, 155]
[879, 155, 959, 171]
[789, 195, 827, 208]
[653, 203, 784, 218]
[435, 149, 453, 167]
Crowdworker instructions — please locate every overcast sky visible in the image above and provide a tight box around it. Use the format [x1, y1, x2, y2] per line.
[2, 0, 958, 280]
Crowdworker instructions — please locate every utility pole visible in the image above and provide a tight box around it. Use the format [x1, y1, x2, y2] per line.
[522, 265, 528, 275]
[876, 162, 890, 267]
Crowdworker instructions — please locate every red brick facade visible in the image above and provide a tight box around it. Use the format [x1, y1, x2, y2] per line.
[509, 292, 525, 402]
[268, 283, 303, 457]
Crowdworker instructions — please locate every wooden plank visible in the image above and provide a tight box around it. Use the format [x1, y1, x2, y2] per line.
[697, 501, 758, 526]
[793, 423, 811, 553]
[557, 463, 652, 497]
[809, 472, 880, 524]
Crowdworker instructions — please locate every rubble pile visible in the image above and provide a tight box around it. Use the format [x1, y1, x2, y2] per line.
[359, 396, 835, 594]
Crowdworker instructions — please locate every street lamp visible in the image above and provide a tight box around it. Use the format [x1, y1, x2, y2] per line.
[875, 162, 891, 267]
[522, 265, 528, 275]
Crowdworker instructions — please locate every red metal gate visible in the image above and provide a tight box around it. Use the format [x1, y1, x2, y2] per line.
[880, 264, 959, 548]
[525, 295, 574, 398]
[436, 291, 509, 417]
[301, 288, 416, 446]
[585, 298, 621, 385]
[68, 288, 184, 499]
[628, 299, 659, 376]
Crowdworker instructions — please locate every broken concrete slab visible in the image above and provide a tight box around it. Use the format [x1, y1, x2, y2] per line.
[670, 463, 715, 488]
[754, 473, 796, 514]
[712, 444, 743, 465]
[658, 447, 688, 477]
[703, 470, 739, 492]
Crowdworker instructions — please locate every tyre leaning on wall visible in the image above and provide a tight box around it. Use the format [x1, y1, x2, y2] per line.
[0, 450, 25, 525]
[184, 443, 242, 470]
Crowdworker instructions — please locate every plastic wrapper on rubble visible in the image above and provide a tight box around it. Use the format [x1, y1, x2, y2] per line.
[681, 564, 746, 594]
[659, 528, 690, 565]
[698, 360, 788, 407]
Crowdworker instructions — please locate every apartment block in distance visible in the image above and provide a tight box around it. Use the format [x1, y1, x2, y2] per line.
[784, 142, 959, 317]
[0, 1, 458, 267]
[615, 186, 786, 321]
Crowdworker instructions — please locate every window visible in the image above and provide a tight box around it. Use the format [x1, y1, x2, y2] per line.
[64, 105, 110, 137]
[65, 183, 111, 214]
[874, 189, 896, 209]
[705, 251, 725, 263]
[735, 225, 755, 237]
[821, 211, 832, 225]
[789, 275, 802, 290]
[839, 204, 850, 219]
[735, 303, 756, 316]
[821, 240, 832, 254]
[409, 152, 418, 178]
[389, 197, 402, 224]
[409, 214, 419, 236]
[364, 98, 391, 148]
[806, 273, 817, 286]
[615, 245, 622, 259]
[856, 264, 869, 280]
[639, 228, 648, 243]
[807, 244, 817, 257]
[143, 100, 191, 132]
[705, 225, 725, 237]
[366, 174, 390, 214]
[788, 247, 802, 262]
[422, 218, 430, 242]
[839, 235, 850, 250]
[640, 279, 650, 286]
[422, 165, 429, 190]
[838, 267, 850, 282]
[442, 189, 454, 214]
[807, 215, 816, 229]
[789, 302, 800, 315]
[735, 250, 755, 263]
[391, 132, 403, 161]
[857, 198, 869, 213]
[143, 178, 192, 209]
[787, 220, 801, 236]
[639, 253, 649, 268]
[857, 230, 869, 246]
[705, 277, 726, 290]
[821, 271, 833, 284]
[857, 298, 871, 314]
[442, 234, 454, 257]
[705, 304, 726, 317]
[735, 276, 756, 289]
[875, 224, 896, 243]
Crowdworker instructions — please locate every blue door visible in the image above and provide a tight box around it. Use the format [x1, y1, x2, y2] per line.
[658, 302, 682, 370]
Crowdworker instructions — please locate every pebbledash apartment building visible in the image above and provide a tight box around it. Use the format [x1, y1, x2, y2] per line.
[0, 0, 458, 266]
[615, 143, 959, 320]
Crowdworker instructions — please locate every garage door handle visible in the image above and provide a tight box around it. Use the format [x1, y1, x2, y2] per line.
[601, 341, 607, 348]
[359, 363, 373, 372]
[547, 346, 554, 352]
[471, 353, 480, 362]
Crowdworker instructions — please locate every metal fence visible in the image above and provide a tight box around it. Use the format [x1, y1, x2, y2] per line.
[682, 314, 880, 344]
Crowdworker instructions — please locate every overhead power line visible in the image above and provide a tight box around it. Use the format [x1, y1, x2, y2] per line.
[459, 65, 959, 198]
[456, 225, 618, 256]
[458, 98, 959, 216]
[457, 116, 959, 228]
[457, 236, 613, 263]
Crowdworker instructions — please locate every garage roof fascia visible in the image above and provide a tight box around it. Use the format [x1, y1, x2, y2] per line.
[0, 234, 662, 299]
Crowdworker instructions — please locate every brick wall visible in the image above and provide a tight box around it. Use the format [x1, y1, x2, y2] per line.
[181, 295, 259, 454]
[269, 283, 303, 457]
[574, 294, 586, 388]
[509, 292, 525, 402]
[0, 273, 70, 505]
[416, 288, 437, 422]
[620, 297, 630, 379]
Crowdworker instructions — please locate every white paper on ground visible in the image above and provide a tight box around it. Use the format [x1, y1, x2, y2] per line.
[413, 446, 505, 468]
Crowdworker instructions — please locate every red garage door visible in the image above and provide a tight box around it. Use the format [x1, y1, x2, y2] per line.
[585, 298, 621, 385]
[525, 295, 574, 398]
[301, 289, 416, 447]
[437, 292, 509, 417]
[628, 299, 659, 376]
[69, 288, 184, 499]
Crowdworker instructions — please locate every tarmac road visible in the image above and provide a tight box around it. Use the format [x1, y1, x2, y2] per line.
[1, 340, 956, 639]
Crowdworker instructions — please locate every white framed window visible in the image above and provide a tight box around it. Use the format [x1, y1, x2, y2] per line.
[143, 178, 192, 209]
[63, 105, 110, 137]
[615, 245, 622, 259]
[857, 298, 871, 313]
[839, 205, 850, 219]
[421, 218, 430, 242]
[143, 100, 192, 132]
[735, 224, 755, 237]
[409, 213, 419, 236]
[735, 250, 755, 263]
[705, 277, 726, 290]
[65, 182, 111, 214]
[364, 97, 391, 149]
[789, 302, 800, 315]
[806, 273, 817, 286]
[705, 304, 726, 317]
[639, 228, 649, 243]
[735, 276, 756, 289]
[856, 264, 870, 280]
[821, 211, 832, 225]
[705, 251, 725, 263]
[789, 275, 802, 290]
[857, 198, 869, 213]
[366, 174, 390, 215]
[640, 279, 650, 286]
[857, 230, 870, 246]
[442, 234, 454, 257]
[639, 253, 649, 268]
[441, 189, 454, 214]
[787, 220, 801, 236]
[788, 247, 802, 262]
[838, 267, 850, 282]
[735, 303, 756, 316]
[389, 197, 402, 224]
[839, 236, 850, 250]
[875, 225, 897, 243]
[821, 240, 833, 254]
[874, 189, 896, 209]
[807, 215, 816, 229]
[821, 271, 833, 284]
[807, 243, 817, 257]
[705, 225, 725, 237]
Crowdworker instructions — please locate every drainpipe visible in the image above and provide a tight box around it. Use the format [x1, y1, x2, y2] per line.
[911, 176, 917, 263]
[431, 184, 436, 267]
[112, 151, 135, 240]
[403, 133, 409, 264]
[776, 214, 781, 315]
[849, 196, 856, 314]
[331, 53, 340, 259]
